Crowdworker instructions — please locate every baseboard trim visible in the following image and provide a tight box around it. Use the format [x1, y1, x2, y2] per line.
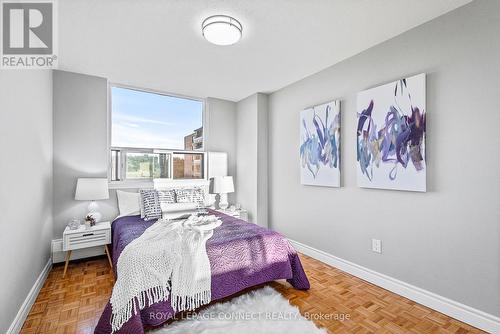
[289, 239, 500, 333]
[7, 258, 52, 334]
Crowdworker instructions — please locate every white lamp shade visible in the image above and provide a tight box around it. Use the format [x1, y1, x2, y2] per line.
[75, 178, 109, 201]
[213, 176, 234, 194]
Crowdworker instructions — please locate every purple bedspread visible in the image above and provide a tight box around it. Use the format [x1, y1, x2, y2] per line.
[95, 210, 309, 334]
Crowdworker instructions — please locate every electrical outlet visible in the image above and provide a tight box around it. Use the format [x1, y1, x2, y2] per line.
[372, 239, 382, 254]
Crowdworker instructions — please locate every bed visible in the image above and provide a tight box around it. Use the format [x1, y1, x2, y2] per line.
[94, 209, 310, 334]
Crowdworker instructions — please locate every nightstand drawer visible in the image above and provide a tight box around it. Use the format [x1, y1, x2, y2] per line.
[215, 209, 249, 222]
[63, 229, 111, 251]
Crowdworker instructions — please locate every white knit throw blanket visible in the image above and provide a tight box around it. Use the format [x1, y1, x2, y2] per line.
[110, 215, 222, 333]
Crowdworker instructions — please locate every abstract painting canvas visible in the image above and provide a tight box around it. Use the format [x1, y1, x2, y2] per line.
[300, 100, 341, 187]
[357, 73, 426, 192]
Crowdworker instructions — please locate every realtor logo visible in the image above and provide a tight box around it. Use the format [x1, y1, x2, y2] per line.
[1, 0, 57, 69]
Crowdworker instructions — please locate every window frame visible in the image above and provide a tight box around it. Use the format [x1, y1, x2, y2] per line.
[107, 83, 207, 188]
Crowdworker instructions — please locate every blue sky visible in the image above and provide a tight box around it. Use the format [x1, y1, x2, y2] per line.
[111, 87, 203, 149]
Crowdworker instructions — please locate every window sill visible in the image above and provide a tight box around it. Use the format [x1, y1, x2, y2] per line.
[108, 180, 154, 189]
[108, 179, 210, 190]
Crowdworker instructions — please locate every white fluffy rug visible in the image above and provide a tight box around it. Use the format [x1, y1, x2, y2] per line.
[152, 286, 326, 334]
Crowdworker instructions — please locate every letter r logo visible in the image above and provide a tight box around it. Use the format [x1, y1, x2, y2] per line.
[2, 2, 53, 55]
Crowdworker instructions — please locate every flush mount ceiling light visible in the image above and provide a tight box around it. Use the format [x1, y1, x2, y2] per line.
[202, 15, 242, 46]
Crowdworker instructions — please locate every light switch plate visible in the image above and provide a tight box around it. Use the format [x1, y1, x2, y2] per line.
[372, 239, 382, 253]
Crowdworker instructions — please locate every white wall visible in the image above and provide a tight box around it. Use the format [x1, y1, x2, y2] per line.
[236, 95, 257, 222]
[53, 70, 111, 236]
[268, 0, 500, 317]
[205, 97, 237, 203]
[0, 71, 53, 333]
[236, 93, 268, 226]
[256, 94, 268, 226]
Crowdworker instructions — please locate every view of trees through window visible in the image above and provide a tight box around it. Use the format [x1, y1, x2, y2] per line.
[124, 153, 170, 179]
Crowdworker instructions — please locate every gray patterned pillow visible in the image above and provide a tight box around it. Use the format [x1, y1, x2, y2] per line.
[139, 189, 162, 221]
[157, 189, 176, 205]
[175, 188, 205, 204]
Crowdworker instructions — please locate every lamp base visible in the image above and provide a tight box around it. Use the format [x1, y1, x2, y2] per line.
[218, 193, 229, 210]
[87, 201, 102, 223]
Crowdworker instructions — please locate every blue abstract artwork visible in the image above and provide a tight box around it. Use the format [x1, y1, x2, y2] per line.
[300, 100, 341, 187]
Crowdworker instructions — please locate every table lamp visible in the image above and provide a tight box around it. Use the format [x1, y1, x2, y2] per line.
[75, 178, 109, 222]
[212, 176, 234, 210]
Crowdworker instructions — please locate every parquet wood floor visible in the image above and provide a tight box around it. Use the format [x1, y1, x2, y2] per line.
[20, 254, 485, 333]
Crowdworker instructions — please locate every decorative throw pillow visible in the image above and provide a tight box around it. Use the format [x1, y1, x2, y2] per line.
[192, 188, 205, 204]
[157, 189, 176, 204]
[157, 189, 176, 212]
[175, 188, 205, 204]
[139, 189, 162, 221]
[139, 195, 145, 218]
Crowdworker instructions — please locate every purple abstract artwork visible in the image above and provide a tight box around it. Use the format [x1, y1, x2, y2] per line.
[356, 73, 426, 192]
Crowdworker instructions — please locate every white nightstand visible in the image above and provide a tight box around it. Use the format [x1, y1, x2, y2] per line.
[62, 221, 112, 278]
[216, 209, 249, 222]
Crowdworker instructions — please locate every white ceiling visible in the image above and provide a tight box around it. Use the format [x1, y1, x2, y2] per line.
[58, 0, 472, 101]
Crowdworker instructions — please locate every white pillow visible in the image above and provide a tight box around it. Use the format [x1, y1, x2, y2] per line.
[161, 202, 198, 220]
[160, 202, 198, 213]
[116, 190, 141, 217]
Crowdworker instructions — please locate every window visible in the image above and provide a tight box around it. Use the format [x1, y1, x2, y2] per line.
[173, 153, 204, 179]
[110, 86, 204, 182]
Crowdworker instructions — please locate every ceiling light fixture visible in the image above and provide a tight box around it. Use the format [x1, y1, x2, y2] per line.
[202, 15, 242, 46]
